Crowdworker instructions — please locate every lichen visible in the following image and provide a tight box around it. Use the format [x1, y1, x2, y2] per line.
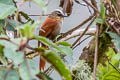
[72, 60, 93, 80]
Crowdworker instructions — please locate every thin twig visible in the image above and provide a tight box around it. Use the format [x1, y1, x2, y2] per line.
[0, 38, 34, 50]
[91, 0, 98, 9]
[108, 61, 120, 74]
[58, 14, 95, 40]
[93, 24, 99, 80]
[72, 16, 96, 48]
[28, 14, 49, 16]
[4, 63, 13, 80]
[74, 0, 87, 6]
[73, 35, 92, 49]
[24, 54, 33, 79]
[87, 5, 93, 15]
[83, 0, 99, 13]
[59, 28, 95, 41]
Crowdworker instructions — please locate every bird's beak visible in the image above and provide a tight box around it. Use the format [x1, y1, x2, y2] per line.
[62, 15, 68, 17]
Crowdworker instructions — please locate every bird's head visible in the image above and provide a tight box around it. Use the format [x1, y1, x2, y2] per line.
[49, 9, 67, 20]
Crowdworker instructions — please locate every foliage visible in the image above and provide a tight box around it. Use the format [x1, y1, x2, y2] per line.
[107, 32, 120, 52]
[0, 0, 73, 80]
[96, 48, 120, 80]
[1, 0, 120, 80]
[0, 0, 16, 19]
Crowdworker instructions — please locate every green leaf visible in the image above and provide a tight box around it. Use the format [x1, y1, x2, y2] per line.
[18, 21, 39, 38]
[7, 19, 19, 29]
[0, 56, 8, 66]
[97, 63, 107, 79]
[102, 69, 120, 80]
[0, 0, 16, 19]
[105, 48, 119, 70]
[0, 0, 15, 5]
[43, 51, 72, 80]
[0, 24, 5, 34]
[56, 41, 72, 47]
[59, 46, 73, 56]
[0, 38, 24, 65]
[37, 72, 53, 80]
[4, 48, 24, 65]
[97, 47, 120, 80]
[106, 48, 116, 59]
[112, 54, 120, 60]
[19, 60, 39, 80]
[0, 67, 7, 79]
[94, 18, 104, 24]
[0, 19, 19, 31]
[27, 59, 39, 79]
[100, 1, 106, 21]
[6, 70, 19, 80]
[33, 36, 66, 55]
[0, 34, 9, 39]
[0, 44, 4, 55]
[107, 32, 120, 51]
[19, 61, 32, 80]
[111, 0, 118, 13]
[0, 68, 19, 80]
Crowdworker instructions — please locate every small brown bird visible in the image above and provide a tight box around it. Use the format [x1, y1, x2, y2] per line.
[39, 9, 66, 70]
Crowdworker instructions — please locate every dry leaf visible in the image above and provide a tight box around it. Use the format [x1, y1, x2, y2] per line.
[59, 0, 73, 16]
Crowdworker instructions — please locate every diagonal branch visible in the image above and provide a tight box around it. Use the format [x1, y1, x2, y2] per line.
[58, 14, 95, 40]
[73, 35, 92, 49]
[59, 28, 95, 41]
[83, 0, 99, 13]
[72, 16, 96, 48]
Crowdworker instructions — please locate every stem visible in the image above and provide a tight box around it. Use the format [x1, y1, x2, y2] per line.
[93, 24, 99, 80]
[108, 61, 120, 73]
[58, 14, 95, 40]
[4, 63, 13, 80]
[72, 16, 96, 48]
[0, 38, 34, 50]
[28, 14, 49, 16]
[83, 0, 99, 13]
[73, 35, 92, 49]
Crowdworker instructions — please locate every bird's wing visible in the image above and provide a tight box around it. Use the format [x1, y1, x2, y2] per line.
[39, 17, 58, 71]
[39, 17, 58, 37]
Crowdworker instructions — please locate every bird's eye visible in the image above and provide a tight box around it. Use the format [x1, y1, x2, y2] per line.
[58, 14, 62, 16]
[57, 12, 62, 16]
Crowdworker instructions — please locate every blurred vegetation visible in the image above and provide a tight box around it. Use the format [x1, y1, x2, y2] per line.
[0, 0, 120, 80]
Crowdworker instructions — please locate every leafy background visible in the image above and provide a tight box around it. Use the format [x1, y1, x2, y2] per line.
[20, 1, 93, 79]
[1, 0, 120, 80]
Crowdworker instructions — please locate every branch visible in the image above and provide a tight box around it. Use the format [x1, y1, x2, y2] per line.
[72, 16, 96, 48]
[93, 24, 99, 80]
[58, 14, 95, 40]
[28, 14, 49, 16]
[59, 28, 96, 41]
[116, 0, 120, 13]
[91, 0, 98, 9]
[73, 35, 92, 49]
[83, 0, 99, 13]
[0, 38, 34, 50]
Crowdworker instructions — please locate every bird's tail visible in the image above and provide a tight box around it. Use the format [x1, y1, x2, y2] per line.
[38, 41, 47, 71]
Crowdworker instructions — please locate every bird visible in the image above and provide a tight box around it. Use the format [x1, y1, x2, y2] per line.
[38, 9, 66, 70]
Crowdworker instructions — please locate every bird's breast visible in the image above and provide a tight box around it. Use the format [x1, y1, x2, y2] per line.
[49, 20, 63, 40]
